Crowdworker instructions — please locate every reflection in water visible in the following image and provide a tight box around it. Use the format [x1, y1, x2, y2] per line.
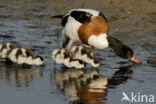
[108, 65, 135, 88]
[52, 68, 108, 104]
[52, 64, 135, 104]
[0, 62, 44, 87]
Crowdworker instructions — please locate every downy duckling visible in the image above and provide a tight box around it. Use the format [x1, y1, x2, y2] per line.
[0, 42, 17, 59]
[8, 47, 44, 66]
[52, 48, 84, 69]
[52, 69, 107, 102]
[70, 45, 100, 67]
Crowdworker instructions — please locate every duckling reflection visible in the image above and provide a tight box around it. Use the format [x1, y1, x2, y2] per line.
[0, 62, 44, 87]
[52, 68, 108, 104]
[52, 64, 136, 104]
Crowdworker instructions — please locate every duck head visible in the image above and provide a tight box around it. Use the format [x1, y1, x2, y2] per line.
[107, 36, 141, 63]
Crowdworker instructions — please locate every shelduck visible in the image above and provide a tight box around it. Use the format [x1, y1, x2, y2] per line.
[52, 48, 84, 68]
[51, 8, 141, 63]
[0, 42, 17, 59]
[70, 45, 100, 67]
[8, 47, 44, 66]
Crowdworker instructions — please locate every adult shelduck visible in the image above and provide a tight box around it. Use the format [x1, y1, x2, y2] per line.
[51, 8, 141, 63]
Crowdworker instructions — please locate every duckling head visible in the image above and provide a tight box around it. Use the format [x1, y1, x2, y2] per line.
[6, 42, 17, 50]
[91, 57, 100, 67]
[71, 59, 85, 69]
[34, 56, 45, 66]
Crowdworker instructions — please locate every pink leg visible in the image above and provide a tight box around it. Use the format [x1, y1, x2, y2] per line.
[67, 40, 73, 49]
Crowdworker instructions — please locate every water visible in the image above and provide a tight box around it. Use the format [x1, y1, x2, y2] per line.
[0, 0, 156, 104]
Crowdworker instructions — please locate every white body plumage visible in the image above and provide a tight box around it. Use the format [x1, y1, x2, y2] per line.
[52, 48, 84, 69]
[70, 45, 100, 67]
[60, 8, 109, 49]
[0, 42, 16, 59]
[8, 47, 44, 66]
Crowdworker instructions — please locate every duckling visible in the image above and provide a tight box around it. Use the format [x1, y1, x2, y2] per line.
[71, 45, 94, 57]
[8, 47, 44, 66]
[0, 42, 17, 59]
[80, 70, 99, 84]
[52, 48, 67, 64]
[70, 45, 100, 67]
[52, 48, 84, 69]
[52, 69, 107, 101]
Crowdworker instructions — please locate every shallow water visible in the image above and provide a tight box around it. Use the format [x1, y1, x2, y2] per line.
[0, 0, 156, 104]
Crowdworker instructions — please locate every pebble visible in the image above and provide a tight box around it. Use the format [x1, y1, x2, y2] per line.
[147, 56, 156, 64]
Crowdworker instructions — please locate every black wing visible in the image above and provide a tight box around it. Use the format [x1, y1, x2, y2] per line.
[70, 10, 92, 24]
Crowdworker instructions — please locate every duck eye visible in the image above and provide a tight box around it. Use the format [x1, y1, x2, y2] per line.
[86, 13, 90, 17]
[127, 51, 133, 59]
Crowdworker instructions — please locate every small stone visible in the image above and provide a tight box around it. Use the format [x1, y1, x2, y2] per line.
[147, 56, 156, 64]
[115, 29, 119, 32]
[128, 11, 132, 14]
